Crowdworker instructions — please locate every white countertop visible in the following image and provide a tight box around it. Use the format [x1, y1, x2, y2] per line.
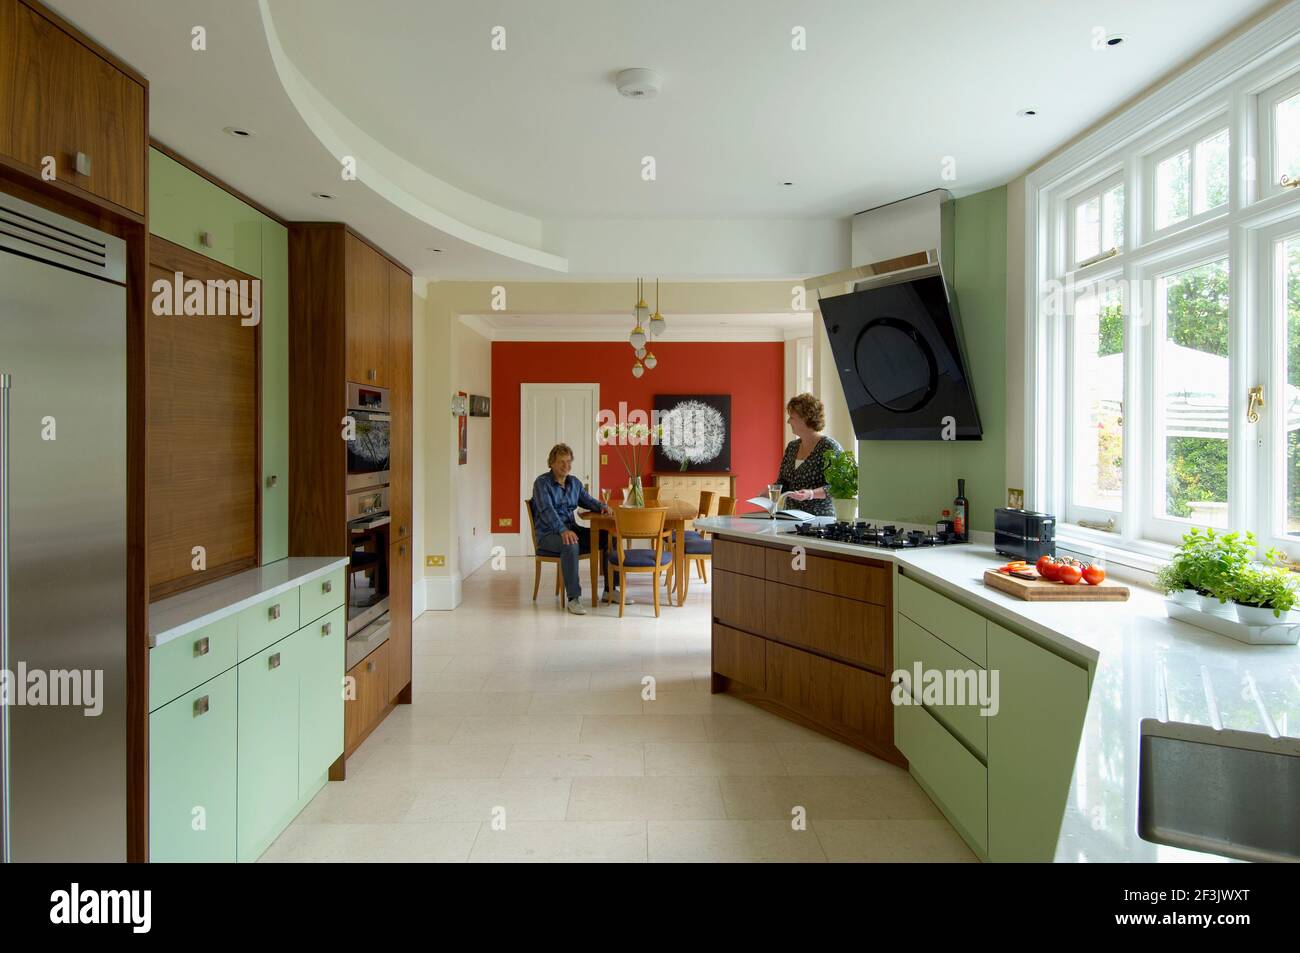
[149, 556, 349, 649]
[696, 516, 1300, 862]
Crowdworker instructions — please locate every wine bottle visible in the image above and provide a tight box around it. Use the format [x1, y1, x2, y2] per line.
[953, 479, 968, 541]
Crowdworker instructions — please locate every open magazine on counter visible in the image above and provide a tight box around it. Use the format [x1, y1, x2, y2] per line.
[740, 494, 816, 521]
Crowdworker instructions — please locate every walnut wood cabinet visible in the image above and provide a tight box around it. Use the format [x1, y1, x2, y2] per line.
[0, 0, 147, 217]
[288, 223, 413, 765]
[711, 536, 902, 764]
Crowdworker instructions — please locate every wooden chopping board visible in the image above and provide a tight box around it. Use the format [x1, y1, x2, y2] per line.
[983, 568, 1130, 601]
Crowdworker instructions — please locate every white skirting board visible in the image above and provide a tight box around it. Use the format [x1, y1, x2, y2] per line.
[423, 573, 463, 611]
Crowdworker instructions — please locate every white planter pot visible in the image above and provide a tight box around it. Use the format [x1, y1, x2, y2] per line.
[1169, 588, 1199, 608]
[1196, 593, 1234, 618]
[832, 497, 858, 522]
[1233, 603, 1286, 626]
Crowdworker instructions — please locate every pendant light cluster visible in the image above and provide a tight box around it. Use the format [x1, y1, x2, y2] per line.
[630, 278, 666, 378]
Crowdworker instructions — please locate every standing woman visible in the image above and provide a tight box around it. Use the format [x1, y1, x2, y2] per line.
[776, 393, 841, 519]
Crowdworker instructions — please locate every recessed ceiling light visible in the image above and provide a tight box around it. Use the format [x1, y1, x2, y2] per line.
[1104, 34, 1127, 48]
[312, 192, 334, 200]
[223, 126, 255, 138]
[427, 247, 442, 253]
[1017, 109, 1038, 118]
[781, 181, 794, 187]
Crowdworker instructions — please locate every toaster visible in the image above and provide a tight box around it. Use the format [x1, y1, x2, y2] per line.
[994, 508, 1057, 562]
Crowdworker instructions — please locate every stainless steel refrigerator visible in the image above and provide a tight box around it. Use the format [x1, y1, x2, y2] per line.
[0, 190, 127, 861]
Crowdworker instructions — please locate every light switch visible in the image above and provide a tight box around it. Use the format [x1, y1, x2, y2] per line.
[601, 454, 608, 465]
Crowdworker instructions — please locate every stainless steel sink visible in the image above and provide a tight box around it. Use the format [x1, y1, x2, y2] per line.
[1138, 719, 1300, 862]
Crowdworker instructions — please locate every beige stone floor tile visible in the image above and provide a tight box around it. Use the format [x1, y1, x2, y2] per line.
[294, 776, 419, 824]
[813, 819, 979, 862]
[718, 773, 942, 821]
[647, 820, 826, 863]
[527, 691, 643, 715]
[566, 776, 725, 821]
[405, 778, 573, 823]
[261, 822, 480, 863]
[351, 743, 512, 781]
[417, 671, 490, 693]
[702, 713, 829, 742]
[481, 670, 593, 694]
[469, 820, 647, 862]
[579, 714, 708, 743]
[502, 743, 646, 778]
[641, 692, 764, 715]
[411, 692, 534, 715]
[774, 741, 899, 777]
[449, 714, 582, 744]
[644, 742, 788, 777]
[365, 708, 462, 746]
[587, 670, 697, 694]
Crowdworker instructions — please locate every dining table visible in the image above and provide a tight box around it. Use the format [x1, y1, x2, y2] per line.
[577, 507, 695, 609]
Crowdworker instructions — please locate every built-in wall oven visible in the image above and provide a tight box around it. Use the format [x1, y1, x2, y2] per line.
[347, 382, 390, 492]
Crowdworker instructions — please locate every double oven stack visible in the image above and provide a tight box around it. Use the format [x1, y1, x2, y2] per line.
[345, 383, 393, 669]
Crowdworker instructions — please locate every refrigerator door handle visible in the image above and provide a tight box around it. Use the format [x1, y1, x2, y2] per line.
[1, 372, 11, 864]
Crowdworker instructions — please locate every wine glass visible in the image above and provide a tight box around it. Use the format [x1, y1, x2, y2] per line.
[600, 488, 611, 510]
[767, 483, 783, 520]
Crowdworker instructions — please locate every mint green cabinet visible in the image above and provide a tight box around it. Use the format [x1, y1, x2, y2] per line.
[236, 637, 301, 863]
[296, 606, 345, 796]
[261, 218, 289, 563]
[299, 568, 345, 628]
[236, 589, 299, 662]
[896, 615, 988, 759]
[149, 616, 237, 713]
[986, 622, 1089, 862]
[898, 574, 987, 665]
[149, 670, 238, 862]
[149, 149, 262, 276]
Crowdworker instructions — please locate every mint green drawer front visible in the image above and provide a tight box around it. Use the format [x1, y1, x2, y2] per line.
[296, 605, 345, 797]
[299, 568, 345, 626]
[896, 616, 988, 760]
[236, 590, 299, 662]
[149, 148, 263, 276]
[896, 688, 988, 856]
[237, 635, 301, 862]
[898, 574, 987, 666]
[149, 616, 238, 712]
[149, 669, 237, 862]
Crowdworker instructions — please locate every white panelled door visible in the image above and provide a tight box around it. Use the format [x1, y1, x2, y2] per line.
[520, 383, 599, 554]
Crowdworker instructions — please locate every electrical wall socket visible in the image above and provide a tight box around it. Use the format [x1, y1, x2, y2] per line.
[498, 517, 512, 527]
[425, 555, 445, 568]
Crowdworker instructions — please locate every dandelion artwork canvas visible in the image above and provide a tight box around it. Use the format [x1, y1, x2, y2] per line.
[652, 394, 731, 472]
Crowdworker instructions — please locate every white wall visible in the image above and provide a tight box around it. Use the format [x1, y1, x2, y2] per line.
[453, 321, 493, 579]
[1005, 176, 1027, 497]
[411, 280, 429, 615]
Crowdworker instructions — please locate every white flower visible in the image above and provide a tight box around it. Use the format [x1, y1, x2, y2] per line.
[660, 400, 725, 467]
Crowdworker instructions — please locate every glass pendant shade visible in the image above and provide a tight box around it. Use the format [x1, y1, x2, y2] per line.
[632, 361, 645, 378]
[634, 346, 647, 359]
[629, 327, 647, 349]
[644, 351, 657, 369]
[649, 311, 665, 337]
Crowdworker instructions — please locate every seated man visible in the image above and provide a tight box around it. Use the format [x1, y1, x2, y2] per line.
[532, 443, 610, 615]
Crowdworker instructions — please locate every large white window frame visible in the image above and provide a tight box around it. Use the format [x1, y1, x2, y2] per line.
[1025, 5, 1300, 565]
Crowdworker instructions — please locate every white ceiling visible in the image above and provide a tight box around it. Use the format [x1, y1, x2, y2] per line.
[47, 0, 1278, 281]
[461, 310, 813, 342]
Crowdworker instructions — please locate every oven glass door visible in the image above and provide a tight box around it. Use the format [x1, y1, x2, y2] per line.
[347, 409, 391, 476]
[348, 516, 390, 634]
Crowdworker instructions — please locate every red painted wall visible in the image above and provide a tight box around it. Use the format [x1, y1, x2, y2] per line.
[492, 341, 784, 532]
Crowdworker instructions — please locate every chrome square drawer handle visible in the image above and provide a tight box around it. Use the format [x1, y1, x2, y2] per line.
[193, 695, 209, 717]
[268, 604, 281, 621]
[268, 652, 281, 670]
[194, 636, 209, 657]
[322, 580, 332, 594]
[321, 622, 332, 636]
[366, 661, 376, 673]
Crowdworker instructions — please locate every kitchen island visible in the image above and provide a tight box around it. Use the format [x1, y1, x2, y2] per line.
[694, 516, 1300, 863]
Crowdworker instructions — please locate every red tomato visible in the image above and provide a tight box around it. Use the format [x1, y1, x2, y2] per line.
[1037, 556, 1060, 580]
[1082, 564, 1106, 586]
[1057, 564, 1083, 585]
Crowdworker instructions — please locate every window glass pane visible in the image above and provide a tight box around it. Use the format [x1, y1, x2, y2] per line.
[1285, 238, 1300, 536]
[1193, 129, 1229, 213]
[1159, 259, 1230, 526]
[1155, 149, 1190, 229]
[1074, 196, 1100, 263]
[1072, 285, 1124, 512]
[1275, 91, 1300, 186]
[1102, 185, 1124, 252]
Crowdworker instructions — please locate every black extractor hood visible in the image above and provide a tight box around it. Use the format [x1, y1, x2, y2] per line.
[814, 192, 981, 442]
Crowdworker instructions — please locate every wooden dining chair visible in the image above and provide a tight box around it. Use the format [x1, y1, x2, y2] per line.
[642, 485, 660, 505]
[717, 496, 736, 516]
[606, 506, 671, 617]
[525, 498, 590, 603]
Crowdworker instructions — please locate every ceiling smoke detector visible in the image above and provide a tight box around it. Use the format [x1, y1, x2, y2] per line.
[615, 68, 662, 99]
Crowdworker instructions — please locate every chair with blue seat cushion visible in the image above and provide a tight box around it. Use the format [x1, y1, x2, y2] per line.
[525, 497, 590, 603]
[666, 491, 718, 598]
[606, 506, 671, 618]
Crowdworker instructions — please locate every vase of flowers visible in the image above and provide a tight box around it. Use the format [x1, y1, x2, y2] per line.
[599, 421, 660, 507]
